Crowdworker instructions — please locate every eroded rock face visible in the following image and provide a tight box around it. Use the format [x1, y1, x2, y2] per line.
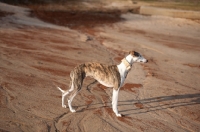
[140, 6, 200, 19]
[0, 0, 134, 6]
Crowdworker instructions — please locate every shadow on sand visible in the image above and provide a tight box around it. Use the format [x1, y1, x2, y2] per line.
[119, 93, 200, 115]
[75, 89, 200, 116]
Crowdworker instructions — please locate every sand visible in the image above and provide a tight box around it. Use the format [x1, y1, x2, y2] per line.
[0, 2, 200, 132]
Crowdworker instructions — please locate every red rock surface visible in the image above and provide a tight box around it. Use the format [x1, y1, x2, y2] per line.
[0, 2, 200, 132]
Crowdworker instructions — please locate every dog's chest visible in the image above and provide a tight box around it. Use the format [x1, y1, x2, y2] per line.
[117, 64, 128, 87]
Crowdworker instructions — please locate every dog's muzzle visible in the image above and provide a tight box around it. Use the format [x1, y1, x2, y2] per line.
[140, 59, 148, 63]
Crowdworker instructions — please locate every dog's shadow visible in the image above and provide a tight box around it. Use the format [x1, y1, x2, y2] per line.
[118, 93, 200, 116]
[74, 93, 200, 116]
[74, 81, 200, 115]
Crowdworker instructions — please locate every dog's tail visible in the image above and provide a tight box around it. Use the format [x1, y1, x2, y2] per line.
[57, 87, 65, 94]
[57, 71, 75, 94]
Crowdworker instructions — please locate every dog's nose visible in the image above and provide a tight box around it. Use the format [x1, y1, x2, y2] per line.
[146, 60, 148, 63]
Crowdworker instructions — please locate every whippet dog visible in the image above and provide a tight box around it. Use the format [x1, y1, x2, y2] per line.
[57, 51, 147, 117]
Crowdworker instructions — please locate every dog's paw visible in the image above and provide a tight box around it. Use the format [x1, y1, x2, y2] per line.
[116, 113, 122, 117]
[62, 105, 67, 108]
[70, 109, 76, 113]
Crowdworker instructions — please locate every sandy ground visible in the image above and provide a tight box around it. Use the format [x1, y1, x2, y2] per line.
[0, 2, 200, 132]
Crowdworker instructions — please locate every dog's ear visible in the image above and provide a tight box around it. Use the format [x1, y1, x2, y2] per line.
[129, 51, 135, 55]
[129, 51, 139, 57]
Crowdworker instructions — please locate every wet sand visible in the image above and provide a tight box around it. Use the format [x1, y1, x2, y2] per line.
[0, 2, 200, 132]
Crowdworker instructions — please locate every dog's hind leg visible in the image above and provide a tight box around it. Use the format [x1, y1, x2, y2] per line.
[57, 86, 69, 108]
[67, 91, 78, 112]
[61, 91, 70, 108]
[67, 84, 83, 112]
[66, 66, 85, 113]
[58, 72, 75, 108]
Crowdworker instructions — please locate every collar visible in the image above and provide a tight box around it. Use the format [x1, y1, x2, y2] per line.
[121, 58, 132, 71]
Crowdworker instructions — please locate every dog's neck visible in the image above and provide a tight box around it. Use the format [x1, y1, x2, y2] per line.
[117, 54, 133, 84]
[118, 55, 133, 70]
[121, 58, 131, 71]
[121, 54, 133, 71]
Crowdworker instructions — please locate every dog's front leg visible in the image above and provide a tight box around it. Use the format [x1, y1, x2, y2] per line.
[112, 88, 121, 117]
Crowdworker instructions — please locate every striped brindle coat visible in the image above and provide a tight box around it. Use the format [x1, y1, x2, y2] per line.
[58, 51, 147, 117]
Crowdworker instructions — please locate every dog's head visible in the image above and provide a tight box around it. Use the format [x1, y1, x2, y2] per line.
[129, 51, 148, 63]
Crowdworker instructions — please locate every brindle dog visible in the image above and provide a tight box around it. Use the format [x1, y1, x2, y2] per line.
[58, 51, 147, 117]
